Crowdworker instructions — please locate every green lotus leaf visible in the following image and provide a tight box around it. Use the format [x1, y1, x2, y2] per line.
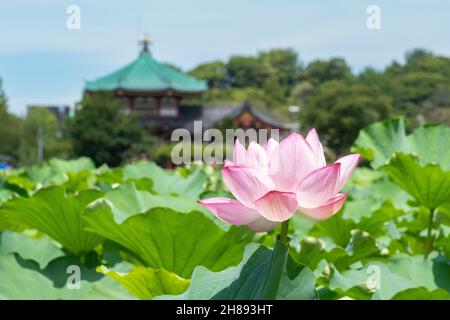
[99, 265, 190, 299]
[289, 215, 315, 250]
[0, 190, 14, 204]
[330, 254, 450, 300]
[84, 206, 254, 278]
[391, 287, 450, 300]
[59, 170, 98, 193]
[435, 232, 450, 259]
[353, 118, 450, 170]
[382, 153, 450, 209]
[5, 175, 36, 195]
[355, 201, 405, 237]
[344, 174, 410, 222]
[123, 161, 207, 197]
[352, 118, 407, 169]
[311, 213, 355, 248]
[37, 257, 135, 300]
[87, 183, 203, 224]
[0, 253, 67, 299]
[292, 237, 325, 271]
[305, 229, 380, 272]
[333, 230, 380, 270]
[25, 157, 96, 187]
[328, 266, 372, 300]
[161, 242, 318, 300]
[24, 164, 55, 185]
[0, 252, 135, 300]
[0, 186, 104, 254]
[406, 124, 450, 171]
[85, 276, 137, 300]
[47, 157, 96, 174]
[0, 231, 64, 269]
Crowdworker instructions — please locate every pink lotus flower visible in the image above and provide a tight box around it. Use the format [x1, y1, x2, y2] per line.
[199, 130, 361, 232]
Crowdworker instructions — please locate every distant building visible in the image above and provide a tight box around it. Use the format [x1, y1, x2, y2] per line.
[177, 101, 289, 134]
[84, 34, 289, 139]
[27, 104, 71, 127]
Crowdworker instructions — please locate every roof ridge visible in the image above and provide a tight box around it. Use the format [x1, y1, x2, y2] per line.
[85, 52, 207, 93]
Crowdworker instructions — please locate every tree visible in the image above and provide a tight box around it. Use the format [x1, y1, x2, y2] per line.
[188, 61, 228, 88]
[0, 78, 22, 164]
[258, 48, 302, 93]
[185, 87, 269, 107]
[69, 92, 145, 167]
[227, 55, 268, 88]
[19, 108, 71, 166]
[290, 81, 315, 101]
[186, 47, 450, 137]
[303, 58, 353, 85]
[394, 71, 447, 105]
[302, 81, 392, 156]
[404, 48, 434, 66]
[385, 49, 450, 100]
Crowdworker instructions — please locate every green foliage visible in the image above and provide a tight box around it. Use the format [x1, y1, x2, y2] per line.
[185, 48, 301, 108]
[289, 81, 315, 101]
[395, 72, 447, 105]
[163, 242, 318, 300]
[354, 119, 450, 210]
[329, 254, 450, 300]
[0, 80, 22, 163]
[303, 81, 392, 155]
[99, 266, 190, 300]
[0, 253, 68, 299]
[84, 206, 253, 278]
[405, 124, 450, 170]
[303, 58, 353, 85]
[0, 117, 449, 300]
[19, 107, 71, 166]
[186, 87, 269, 107]
[2, 48, 450, 165]
[86, 183, 203, 223]
[391, 288, 450, 300]
[188, 60, 228, 88]
[0, 83, 72, 166]
[123, 161, 207, 197]
[69, 92, 147, 167]
[383, 153, 450, 210]
[0, 231, 64, 269]
[227, 55, 269, 88]
[352, 118, 407, 168]
[353, 118, 450, 170]
[185, 48, 450, 155]
[0, 186, 104, 254]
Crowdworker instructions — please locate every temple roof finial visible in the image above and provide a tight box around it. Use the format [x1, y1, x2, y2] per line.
[139, 33, 151, 53]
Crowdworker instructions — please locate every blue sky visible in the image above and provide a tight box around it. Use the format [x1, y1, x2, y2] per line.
[1, 0, 450, 115]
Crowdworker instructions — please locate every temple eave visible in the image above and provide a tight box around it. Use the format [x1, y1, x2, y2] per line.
[85, 87, 205, 98]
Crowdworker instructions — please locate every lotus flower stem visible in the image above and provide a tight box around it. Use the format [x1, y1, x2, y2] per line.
[279, 219, 290, 247]
[261, 238, 289, 299]
[424, 208, 436, 258]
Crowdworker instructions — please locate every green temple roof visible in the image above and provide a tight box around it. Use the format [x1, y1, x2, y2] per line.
[85, 51, 207, 95]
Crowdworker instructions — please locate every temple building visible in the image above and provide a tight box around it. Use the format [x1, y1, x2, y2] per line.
[84, 34, 289, 139]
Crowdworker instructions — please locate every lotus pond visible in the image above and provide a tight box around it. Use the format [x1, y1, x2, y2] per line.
[0, 118, 449, 300]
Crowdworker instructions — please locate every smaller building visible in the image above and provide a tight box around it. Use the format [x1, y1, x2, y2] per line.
[27, 105, 71, 127]
[174, 101, 290, 136]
